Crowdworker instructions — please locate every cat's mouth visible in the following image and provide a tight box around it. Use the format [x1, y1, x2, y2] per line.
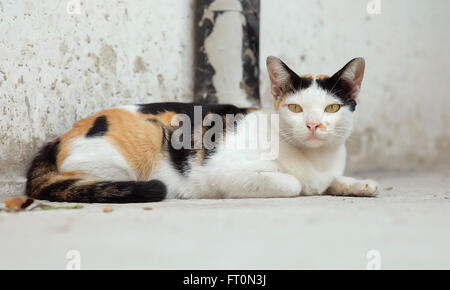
[306, 134, 324, 141]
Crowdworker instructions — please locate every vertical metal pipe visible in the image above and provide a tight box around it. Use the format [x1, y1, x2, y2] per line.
[194, 0, 260, 107]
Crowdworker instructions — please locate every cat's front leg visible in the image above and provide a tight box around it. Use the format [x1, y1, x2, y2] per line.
[224, 171, 302, 199]
[326, 176, 379, 197]
[254, 172, 302, 198]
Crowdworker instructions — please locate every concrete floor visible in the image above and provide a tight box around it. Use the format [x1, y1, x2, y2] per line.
[0, 169, 449, 270]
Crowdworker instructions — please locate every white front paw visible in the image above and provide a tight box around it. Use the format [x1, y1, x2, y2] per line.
[350, 179, 379, 197]
[300, 184, 321, 196]
[329, 177, 379, 197]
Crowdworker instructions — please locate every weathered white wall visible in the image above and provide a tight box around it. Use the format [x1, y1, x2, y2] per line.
[0, 0, 195, 196]
[260, 0, 450, 172]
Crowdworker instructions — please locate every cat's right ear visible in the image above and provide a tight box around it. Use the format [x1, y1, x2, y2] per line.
[266, 56, 297, 99]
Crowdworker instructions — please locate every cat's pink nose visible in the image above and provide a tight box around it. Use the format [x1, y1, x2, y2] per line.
[306, 122, 320, 132]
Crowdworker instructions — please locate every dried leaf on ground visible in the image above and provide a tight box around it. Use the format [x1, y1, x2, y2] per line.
[4, 197, 34, 210]
[143, 207, 153, 211]
[103, 205, 113, 213]
[1, 198, 83, 212]
[31, 204, 83, 211]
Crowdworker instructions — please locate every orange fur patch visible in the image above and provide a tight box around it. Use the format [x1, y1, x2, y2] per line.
[299, 74, 313, 78]
[63, 170, 85, 177]
[57, 108, 164, 181]
[319, 123, 327, 131]
[104, 110, 163, 180]
[246, 108, 259, 113]
[274, 98, 287, 110]
[315, 74, 329, 80]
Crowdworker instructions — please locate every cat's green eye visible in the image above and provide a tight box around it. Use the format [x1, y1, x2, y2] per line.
[288, 104, 303, 113]
[325, 104, 341, 113]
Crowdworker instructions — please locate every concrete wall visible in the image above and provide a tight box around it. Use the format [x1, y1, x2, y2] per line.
[260, 0, 450, 173]
[0, 0, 195, 196]
[0, 0, 449, 197]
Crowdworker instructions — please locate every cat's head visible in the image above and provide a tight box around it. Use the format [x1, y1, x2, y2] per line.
[266, 56, 365, 149]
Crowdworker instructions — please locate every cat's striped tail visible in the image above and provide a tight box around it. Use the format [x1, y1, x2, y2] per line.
[25, 140, 166, 203]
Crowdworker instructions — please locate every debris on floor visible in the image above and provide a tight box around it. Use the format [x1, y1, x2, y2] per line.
[1, 196, 83, 212]
[4, 197, 34, 210]
[103, 205, 113, 213]
[32, 204, 84, 211]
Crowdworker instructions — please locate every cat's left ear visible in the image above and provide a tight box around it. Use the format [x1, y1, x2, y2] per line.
[332, 57, 365, 99]
[266, 56, 298, 99]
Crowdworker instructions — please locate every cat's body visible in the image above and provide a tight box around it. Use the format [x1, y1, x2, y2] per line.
[26, 57, 378, 203]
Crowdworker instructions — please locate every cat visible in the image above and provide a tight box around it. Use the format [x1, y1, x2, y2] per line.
[25, 56, 378, 203]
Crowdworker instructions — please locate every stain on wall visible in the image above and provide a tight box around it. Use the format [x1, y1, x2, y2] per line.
[194, 0, 260, 107]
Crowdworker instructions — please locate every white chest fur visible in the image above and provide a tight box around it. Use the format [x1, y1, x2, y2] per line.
[276, 140, 346, 195]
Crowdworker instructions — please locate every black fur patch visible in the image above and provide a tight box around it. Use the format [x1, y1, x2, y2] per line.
[129, 180, 166, 202]
[26, 140, 60, 197]
[280, 62, 313, 92]
[44, 140, 60, 165]
[139, 102, 250, 176]
[86, 116, 108, 137]
[27, 140, 60, 175]
[168, 140, 194, 175]
[316, 77, 356, 111]
[39, 179, 78, 201]
[138, 102, 249, 120]
[79, 180, 167, 203]
[36, 179, 166, 203]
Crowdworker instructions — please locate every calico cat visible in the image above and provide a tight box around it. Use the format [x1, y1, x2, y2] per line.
[26, 56, 378, 203]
